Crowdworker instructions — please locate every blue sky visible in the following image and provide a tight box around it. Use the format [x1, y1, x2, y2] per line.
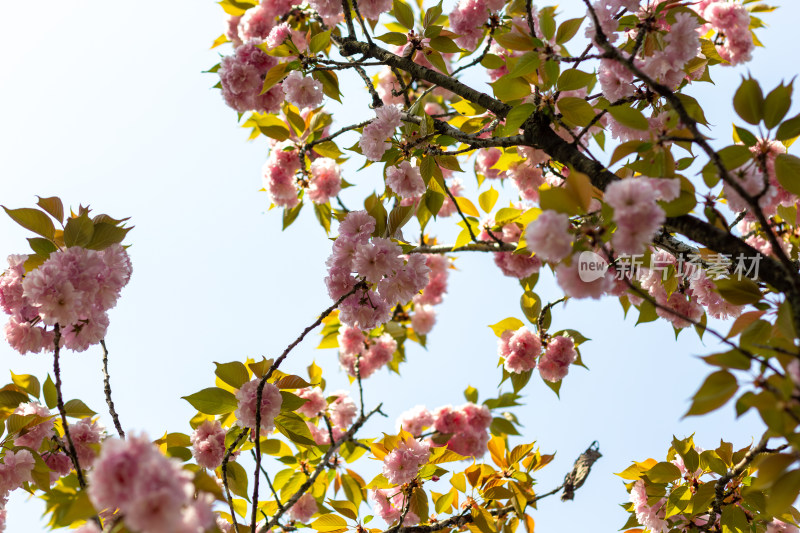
[0, 0, 797, 531]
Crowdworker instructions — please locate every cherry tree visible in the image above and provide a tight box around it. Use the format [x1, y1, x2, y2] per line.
[1, 0, 800, 532]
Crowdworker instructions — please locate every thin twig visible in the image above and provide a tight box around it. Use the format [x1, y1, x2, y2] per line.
[222, 427, 249, 533]
[52, 325, 86, 488]
[251, 283, 363, 531]
[261, 404, 383, 531]
[100, 340, 125, 439]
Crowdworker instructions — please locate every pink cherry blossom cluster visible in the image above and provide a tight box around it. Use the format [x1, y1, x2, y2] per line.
[538, 335, 578, 382]
[234, 378, 283, 431]
[191, 419, 227, 470]
[370, 488, 420, 526]
[508, 161, 546, 203]
[476, 148, 505, 180]
[432, 403, 492, 457]
[338, 327, 397, 379]
[724, 139, 795, 217]
[262, 140, 302, 208]
[555, 252, 614, 300]
[409, 254, 451, 336]
[381, 436, 430, 485]
[282, 71, 324, 111]
[88, 433, 215, 533]
[629, 480, 668, 533]
[12, 401, 54, 450]
[396, 402, 492, 458]
[218, 42, 283, 114]
[1, 244, 132, 355]
[628, 251, 697, 328]
[479, 219, 542, 280]
[693, 0, 755, 65]
[525, 210, 574, 263]
[386, 161, 426, 199]
[296, 387, 328, 418]
[306, 390, 357, 445]
[69, 417, 105, 467]
[768, 520, 800, 533]
[605, 177, 672, 255]
[325, 211, 430, 330]
[497, 327, 541, 374]
[636, 12, 701, 89]
[449, 0, 504, 49]
[359, 105, 403, 162]
[497, 328, 578, 382]
[289, 492, 319, 523]
[0, 450, 35, 500]
[308, 157, 343, 205]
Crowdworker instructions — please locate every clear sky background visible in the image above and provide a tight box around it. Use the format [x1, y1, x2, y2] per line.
[0, 0, 798, 531]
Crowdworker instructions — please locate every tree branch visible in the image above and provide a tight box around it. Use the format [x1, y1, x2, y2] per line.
[99, 340, 125, 439]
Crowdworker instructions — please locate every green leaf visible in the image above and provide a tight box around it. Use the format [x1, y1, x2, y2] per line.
[36, 196, 64, 224]
[0, 389, 29, 410]
[685, 370, 738, 417]
[280, 391, 308, 412]
[504, 104, 536, 132]
[665, 485, 692, 518]
[309, 30, 331, 54]
[182, 387, 239, 415]
[765, 469, 800, 515]
[763, 81, 792, 129]
[226, 460, 250, 499]
[27, 238, 57, 257]
[376, 32, 409, 45]
[732, 123, 758, 147]
[261, 62, 291, 94]
[479, 188, 499, 213]
[721, 504, 748, 533]
[644, 461, 681, 483]
[275, 412, 317, 446]
[283, 202, 303, 230]
[520, 291, 541, 323]
[557, 69, 593, 92]
[557, 97, 596, 127]
[311, 514, 347, 532]
[539, 187, 580, 215]
[774, 153, 800, 195]
[2, 207, 55, 240]
[63, 214, 94, 247]
[215, 362, 250, 389]
[314, 202, 332, 234]
[714, 277, 762, 305]
[733, 77, 764, 125]
[43, 375, 57, 410]
[717, 144, 753, 171]
[430, 36, 461, 53]
[328, 500, 358, 520]
[489, 317, 525, 337]
[490, 76, 531, 102]
[10, 372, 40, 399]
[392, 0, 415, 29]
[776, 112, 800, 141]
[464, 386, 478, 403]
[607, 105, 649, 130]
[507, 52, 541, 78]
[555, 17, 584, 44]
[86, 223, 132, 250]
[63, 399, 97, 418]
[313, 141, 343, 159]
[423, 1, 443, 27]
